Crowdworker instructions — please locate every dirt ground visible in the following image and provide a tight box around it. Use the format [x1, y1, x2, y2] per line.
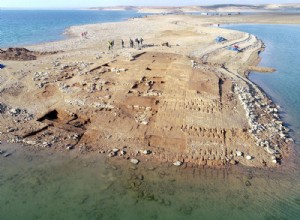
[0, 13, 296, 168]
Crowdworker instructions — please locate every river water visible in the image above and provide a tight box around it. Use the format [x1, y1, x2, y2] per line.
[0, 10, 148, 48]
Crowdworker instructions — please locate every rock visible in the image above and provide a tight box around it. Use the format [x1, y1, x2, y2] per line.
[130, 165, 137, 170]
[108, 152, 116, 157]
[24, 140, 37, 145]
[112, 148, 119, 153]
[245, 155, 252, 160]
[173, 161, 182, 166]
[180, 205, 193, 215]
[0, 103, 7, 113]
[142, 150, 151, 155]
[272, 159, 277, 164]
[42, 142, 51, 148]
[230, 159, 237, 165]
[6, 128, 16, 133]
[10, 108, 21, 115]
[147, 166, 155, 171]
[236, 151, 243, 157]
[4, 153, 12, 157]
[164, 200, 171, 206]
[66, 145, 74, 150]
[144, 193, 155, 201]
[161, 42, 169, 47]
[130, 159, 139, 165]
[245, 180, 252, 187]
[120, 150, 126, 155]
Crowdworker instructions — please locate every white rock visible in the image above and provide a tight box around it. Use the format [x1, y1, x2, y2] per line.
[245, 155, 252, 160]
[112, 148, 119, 153]
[130, 159, 139, 165]
[173, 161, 182, 166]
[236, 151, 243, 157]
[120, 150, 126, 155]
[108, 152, 115, 157]
[143, 150, 151, 155]
[272, 159, 277, 164]
[66, 145, 73, 150]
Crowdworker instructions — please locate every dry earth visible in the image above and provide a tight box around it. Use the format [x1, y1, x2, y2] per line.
[0, 14, 296, 168]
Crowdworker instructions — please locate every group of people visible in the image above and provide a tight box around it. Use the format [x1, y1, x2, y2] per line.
[81, 31, 88, 38]
[130, 38, 144, 48]
[108, 38, 144, 51]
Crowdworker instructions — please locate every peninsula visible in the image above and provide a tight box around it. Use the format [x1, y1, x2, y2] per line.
[0, 12, 298, 168]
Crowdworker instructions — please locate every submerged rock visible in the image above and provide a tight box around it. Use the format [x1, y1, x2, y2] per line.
[245, 180, 252, 187]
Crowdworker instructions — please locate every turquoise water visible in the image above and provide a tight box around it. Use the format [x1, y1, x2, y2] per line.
[0, 10, 147, 48]
[226, 24, 300, 148]
[0, 144, 299, 220]
[0, 20, 300, 219]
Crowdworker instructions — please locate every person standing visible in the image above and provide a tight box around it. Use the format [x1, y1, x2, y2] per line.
[130, 39, 134, 48]
[111, 40, 115, 49]
[108, 41, 111, 51]
[140, 37, 144, 46]
[135, 38, 140, 48]
[121, 39, 124, 48]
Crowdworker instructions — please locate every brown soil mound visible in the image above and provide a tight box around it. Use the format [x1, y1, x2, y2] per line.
[0, 48, 61, 61]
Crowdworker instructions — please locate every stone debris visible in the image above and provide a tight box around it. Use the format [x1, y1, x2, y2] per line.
[173, 161, 182, 166]
[93, 102, 115, 110]
[0, 103, 7, 113]
[110, 68, 127, 73]
[246, 155, 252, 160]
[134, 112, 149, 125]
[66, 144, 74, 150]
[4, 152, 12, 157]
[112, 148, 119, 153]
[236, 151, 243, 157]
[120, 150, 126, 155]
[108, 152, 116, 157]
[142, 150, 151, 155]
[233, 83, 290, 159]
[130, 158, 139, 165]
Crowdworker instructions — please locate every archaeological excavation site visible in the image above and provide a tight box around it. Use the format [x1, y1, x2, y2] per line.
[0, 15, 293, 168]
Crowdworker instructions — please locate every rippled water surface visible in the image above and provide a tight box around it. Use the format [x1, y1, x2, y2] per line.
[225, 24, 300, 147]
[0, 143, 299, 220]
[0, 10, 146, 48]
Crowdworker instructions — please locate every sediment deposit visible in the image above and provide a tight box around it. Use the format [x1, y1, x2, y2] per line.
[0, 14, 294, 168]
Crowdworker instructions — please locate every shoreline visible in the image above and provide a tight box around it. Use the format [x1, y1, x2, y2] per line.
[5, 13, 299, 51]
[0, 13, 299, 169]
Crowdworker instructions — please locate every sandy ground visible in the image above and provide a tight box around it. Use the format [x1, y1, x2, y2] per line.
[0, 13, 297, 168]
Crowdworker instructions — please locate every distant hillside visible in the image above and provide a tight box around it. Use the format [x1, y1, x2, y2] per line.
[89, 4, 300, 13]
[89, 6, 136, 11]
[263, 3, 300, 10]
